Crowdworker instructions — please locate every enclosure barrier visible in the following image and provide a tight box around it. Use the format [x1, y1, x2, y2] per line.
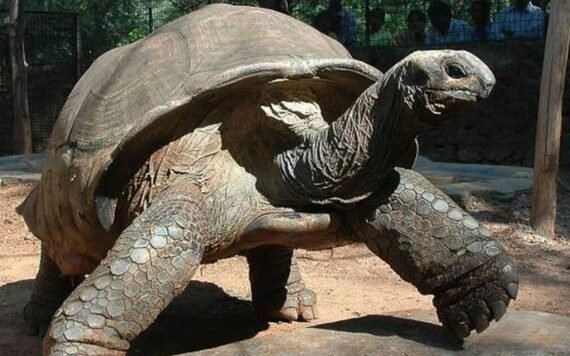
[0, 0, 549, 154]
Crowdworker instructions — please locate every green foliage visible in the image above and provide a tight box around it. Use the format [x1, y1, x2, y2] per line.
[77, 1, 145, 63]
[290, 1, 326, 24]
[1, 0, 182, 64]
[0, 0, 539, 67]
[286, 0, 526, 47]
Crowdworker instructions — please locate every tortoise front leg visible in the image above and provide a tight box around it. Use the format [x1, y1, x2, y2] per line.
[43, 188, 207, 355]
[351, 168, 519, 338]
[24, 248, 84, 336]
[247, 246, 317, 321]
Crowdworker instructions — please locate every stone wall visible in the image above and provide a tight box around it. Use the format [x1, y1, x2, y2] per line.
[364, 41, 570, 168]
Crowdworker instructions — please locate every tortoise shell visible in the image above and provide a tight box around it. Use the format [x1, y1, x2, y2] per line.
[20, 4, 382, 273]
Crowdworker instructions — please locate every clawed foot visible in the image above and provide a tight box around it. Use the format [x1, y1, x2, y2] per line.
[23, 300, 58, 336]
[434, 256, 519, 338]
[256, 288, 318, 322]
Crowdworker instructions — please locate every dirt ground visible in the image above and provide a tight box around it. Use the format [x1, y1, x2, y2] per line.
[0, 180, 569, 355]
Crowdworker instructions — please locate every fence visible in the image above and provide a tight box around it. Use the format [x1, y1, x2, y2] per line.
[0, 10, 79, 154]
[292, 0, 548, 51]
[0, 0, 549, 155]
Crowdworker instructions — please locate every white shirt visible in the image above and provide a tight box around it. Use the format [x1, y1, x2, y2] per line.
[490, 2, 545, 40]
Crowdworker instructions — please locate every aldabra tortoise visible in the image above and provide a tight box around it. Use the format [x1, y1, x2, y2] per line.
[19, 4, 518, 355]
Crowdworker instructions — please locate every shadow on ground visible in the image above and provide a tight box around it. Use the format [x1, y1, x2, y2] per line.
[314, 315, 463, 351]
[130, 281, 268, 355]
[0, 279, 268, 356]
[0, 279, 41, 356]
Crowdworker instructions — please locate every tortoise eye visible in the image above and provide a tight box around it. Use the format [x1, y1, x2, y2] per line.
[446, 64, 467, 79]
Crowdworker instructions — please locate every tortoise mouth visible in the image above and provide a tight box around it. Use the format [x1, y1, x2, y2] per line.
[416, 89, 481, 125]
[425, 88, 481, 104]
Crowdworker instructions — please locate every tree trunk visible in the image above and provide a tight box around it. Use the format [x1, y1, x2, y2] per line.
[9, 0, 33, 154]
[74, 14, 81, 79]
[531, 0, 570, 237]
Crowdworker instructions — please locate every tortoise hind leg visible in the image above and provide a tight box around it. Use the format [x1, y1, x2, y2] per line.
[247, 246, 317, 321]
[43, 187, 207, 355]
[351, 168, 519, 338]
[24, 247, 84, 336]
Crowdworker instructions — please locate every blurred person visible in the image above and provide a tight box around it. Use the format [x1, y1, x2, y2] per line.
[367, 7, 394, 46]
[259, 0, 290, 14]
[531, 0, 549, 11]
[314, 10, 337, 39]
[490, 0, 545, 40]
[324, 0, 359, 50]
[469, 0, 492, 41]
[395, 9, 427, 45]
[426, 0, 471, 45]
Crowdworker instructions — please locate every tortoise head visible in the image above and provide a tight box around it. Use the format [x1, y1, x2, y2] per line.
[240, 50, 495, 208]
[391, 50, 495, 127]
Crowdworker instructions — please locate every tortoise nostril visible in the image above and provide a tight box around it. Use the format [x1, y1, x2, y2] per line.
[446, 64, 467, 79]
[479, 79, 495, 98]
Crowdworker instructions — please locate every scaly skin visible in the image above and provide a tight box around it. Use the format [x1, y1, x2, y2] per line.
[272, 50, 495, 208]
[24, 50, 515, 353]
[33, 168, 519, 353]
[247, 246, 317, 321]
[43, 188, 207, 355]
[350, 167, 518, 338]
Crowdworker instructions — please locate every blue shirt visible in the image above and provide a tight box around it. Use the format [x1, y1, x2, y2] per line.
[490, 3, 545, 40]
[468, 23, 493, 42]
[336, 8, 359, 49]
[426, 18, 471, 45]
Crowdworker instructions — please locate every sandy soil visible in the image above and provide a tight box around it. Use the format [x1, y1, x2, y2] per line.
[0, 181, 568, 355]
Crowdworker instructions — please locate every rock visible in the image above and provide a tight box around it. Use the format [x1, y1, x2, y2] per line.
[0, 154, 533, 206]
[184, 311, 570, 356]
[0, 154, 46, 184]
[414, 156, 533, 203]
[457, 148, 482, 163]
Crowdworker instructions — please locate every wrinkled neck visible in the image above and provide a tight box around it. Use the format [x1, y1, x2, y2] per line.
[274, 66, 420, 207]
[325, 72, 418, 193]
